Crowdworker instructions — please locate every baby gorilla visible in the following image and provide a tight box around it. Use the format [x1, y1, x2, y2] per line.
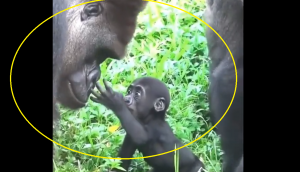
[91, 77, 204, 172]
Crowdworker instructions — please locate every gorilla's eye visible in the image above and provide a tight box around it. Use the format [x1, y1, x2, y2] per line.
[84, 4, 101, 16]
[127, 90, 132, 95]
[134, 91, 141, 100]
[81, 3, 102, 21]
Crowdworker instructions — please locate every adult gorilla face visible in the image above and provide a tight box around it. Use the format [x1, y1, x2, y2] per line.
[56, 0, 147, 109]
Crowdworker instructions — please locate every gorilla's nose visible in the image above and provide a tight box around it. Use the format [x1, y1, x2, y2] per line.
[124, 96, 132, 105]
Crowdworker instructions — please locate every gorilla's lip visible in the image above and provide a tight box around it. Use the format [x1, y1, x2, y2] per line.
[68, 82, 86, 106]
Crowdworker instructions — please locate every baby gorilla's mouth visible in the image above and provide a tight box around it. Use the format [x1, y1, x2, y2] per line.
[68, 82, 86, 106]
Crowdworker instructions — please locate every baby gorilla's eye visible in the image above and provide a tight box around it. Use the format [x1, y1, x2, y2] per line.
[134, 91, 141, 100]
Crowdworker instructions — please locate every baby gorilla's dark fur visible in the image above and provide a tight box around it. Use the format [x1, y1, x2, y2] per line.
[91, 77, 204, 172]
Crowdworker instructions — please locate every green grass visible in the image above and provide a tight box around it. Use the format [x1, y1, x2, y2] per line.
[53, 0, 223, 171]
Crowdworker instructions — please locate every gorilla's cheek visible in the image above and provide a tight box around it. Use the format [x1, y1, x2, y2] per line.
[127, 104, 139, 119]
[57, 66, 100, 109]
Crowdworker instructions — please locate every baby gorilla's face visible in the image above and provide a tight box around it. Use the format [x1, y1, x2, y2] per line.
[124, 83, 155, 119]
[123, 77, 170, 120]
[124, 84, 144, 118]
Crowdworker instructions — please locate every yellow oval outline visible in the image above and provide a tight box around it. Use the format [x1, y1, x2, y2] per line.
[9, 0, 237, 160]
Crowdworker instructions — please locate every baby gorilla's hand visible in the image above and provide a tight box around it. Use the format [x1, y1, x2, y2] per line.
[90, 79, 126, 112]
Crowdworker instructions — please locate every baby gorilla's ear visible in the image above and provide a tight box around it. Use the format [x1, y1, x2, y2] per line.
[154, 97, 165, 112]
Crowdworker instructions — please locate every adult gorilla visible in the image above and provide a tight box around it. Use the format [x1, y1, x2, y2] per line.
[53, 0, 148, 123]
[204, 0, 244, 172]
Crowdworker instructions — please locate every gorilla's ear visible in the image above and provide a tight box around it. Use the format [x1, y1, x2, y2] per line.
[154, 97, 165, 112]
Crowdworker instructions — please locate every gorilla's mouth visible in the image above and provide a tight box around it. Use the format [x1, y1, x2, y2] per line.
[68, 82, 86, 106]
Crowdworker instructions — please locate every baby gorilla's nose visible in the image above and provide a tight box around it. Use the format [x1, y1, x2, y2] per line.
[124, 96, 132, 105]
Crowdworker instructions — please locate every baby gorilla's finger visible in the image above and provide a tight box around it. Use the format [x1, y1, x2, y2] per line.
[91, 89, 101, 98]
[116, 92, 124, 100]
[90, 96, 102, 103]
[103, 79, 114, 95]
[95, 82, 106, 96]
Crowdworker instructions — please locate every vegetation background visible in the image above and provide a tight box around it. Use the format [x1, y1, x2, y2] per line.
[54, 0, 223, 171]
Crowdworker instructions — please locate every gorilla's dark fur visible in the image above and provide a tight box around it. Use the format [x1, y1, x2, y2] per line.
[52, 0, 148, 161]
[91, 77, 205, 172]
[52, 0, 244, 171]
[53, 0, 147, 122]
[204, 0, 244, 172]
